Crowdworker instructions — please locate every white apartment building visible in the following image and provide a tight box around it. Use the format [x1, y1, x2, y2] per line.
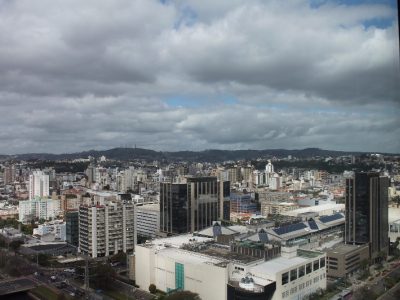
[33, 220, 66, 241]
[29, 171, 49, 200]
[135, 235, 326, 300]
[19, 198, 62, 223]
[79, 201, 135, 258]
[135, 203, 160, 238]
[117, 167, 148, 192]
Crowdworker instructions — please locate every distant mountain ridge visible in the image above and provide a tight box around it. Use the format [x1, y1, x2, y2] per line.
[0, 147, 397, 162]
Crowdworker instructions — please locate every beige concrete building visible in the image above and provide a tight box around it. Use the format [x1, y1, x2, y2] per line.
[326, 243, 369, 278]
[79, 200, 135, 258]
[261, 202, 299, 216]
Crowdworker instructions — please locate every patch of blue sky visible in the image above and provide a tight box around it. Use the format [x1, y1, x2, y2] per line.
[174, 5, 197, 29]
[221, 95, 238, 105]
[165, 97, 202, 108]
[310, 0, 397, 8]
[310, 0, 396, 29]
[362, 17, 395, 29]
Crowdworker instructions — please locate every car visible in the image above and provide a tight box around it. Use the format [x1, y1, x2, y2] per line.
[50, 275, 57, 281]
[64, 268, 75, 273]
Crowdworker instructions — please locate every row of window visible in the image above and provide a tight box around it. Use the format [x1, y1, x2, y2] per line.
[281, 258, 325, 285]
[281, 275, 326, 299]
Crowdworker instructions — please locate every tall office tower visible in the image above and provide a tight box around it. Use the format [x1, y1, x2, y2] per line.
[3, 165, 16, 185]
[160, 177, 230, 235]
[66, 210, 79, 247]
[79, 201, 135, 258]
[29, 170, 50, 200]
[345, 172, 389, 261]
[85, 165, 95, 184]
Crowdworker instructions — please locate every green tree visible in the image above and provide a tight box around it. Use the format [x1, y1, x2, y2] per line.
[352, 286, 378, 300]
[149, 284, 157, 294]
[38, 253, 51, 267]
[9, 240, 23, 253]
[164, 291, 201, 300]
[92, 262, 116, 290]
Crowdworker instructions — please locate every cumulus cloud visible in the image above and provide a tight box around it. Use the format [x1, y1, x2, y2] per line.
[0, 0, 398, 154]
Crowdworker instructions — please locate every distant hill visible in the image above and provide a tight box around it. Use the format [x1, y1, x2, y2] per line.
[0, 147, 397, 163]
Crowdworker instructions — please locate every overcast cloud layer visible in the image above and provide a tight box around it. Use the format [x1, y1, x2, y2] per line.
[0, 0, 399, 154]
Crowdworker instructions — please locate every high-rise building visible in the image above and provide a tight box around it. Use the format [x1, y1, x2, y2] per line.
[345, 172, 389, 261]
[160, 177, 230, 235]
[66, 211, 79, 247]
[3, 165, 16, 185]
[135, 203, 160, 238]
[29, 171, 49, 200]
[79, 201, 135, 258]
[18, 198, 61, 223]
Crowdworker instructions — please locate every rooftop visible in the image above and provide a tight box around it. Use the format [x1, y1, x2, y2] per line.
[281, 203, 345, 217]
[157, 247, 228, 267]
[136, 203, 160, 212]
[249, 255, 310, 278]
[326, 242, 369, 256]
[143, 234, 214, 250]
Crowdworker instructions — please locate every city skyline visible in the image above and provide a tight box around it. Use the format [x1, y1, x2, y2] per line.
[0, 0, 399, 154]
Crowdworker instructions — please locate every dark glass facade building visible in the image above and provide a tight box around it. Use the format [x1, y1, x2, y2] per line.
[66, 210, 79, 247]
[160, 177, 230, 234]
[345, 172, 389, 261]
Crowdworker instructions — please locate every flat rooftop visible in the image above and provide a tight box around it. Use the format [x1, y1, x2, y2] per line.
[136, 203, 160, 211]
[143, 234, 214, 250]
[326, 243, 369, 255]
[197, 244, 262, 264]
[158, 248, 228, 267]
[249, 255, 310, 277]
[282, 203, 345, 216]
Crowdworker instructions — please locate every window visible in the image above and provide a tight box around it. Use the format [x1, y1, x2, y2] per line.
[313, 260, 319, 271]
[306, 263, 312, 274]
[329, 257, 338, 261]
[290, 269, 298, 281]
[282, 272, 289, 285]
[320, 258, 325, 268]
[175, 263, 184, 290]
[298, 265, 305, 278]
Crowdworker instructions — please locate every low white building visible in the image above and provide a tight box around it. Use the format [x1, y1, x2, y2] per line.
[135, 235, 326, 300]
[33, 220, 66, 241]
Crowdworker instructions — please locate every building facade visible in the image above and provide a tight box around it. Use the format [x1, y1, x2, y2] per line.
[135, 236, 326, 300]
[160, 177, 230, 234]
[230, 193, 257, 214]
[79, 201, 135, 258]
[345, 172, 389, 261]
[29, 171, 49, 200]
[326, 243, 369, 278]
[135, 203, 160, 238]
[19, 197, 61, 223]
[66, 210, 79, 247]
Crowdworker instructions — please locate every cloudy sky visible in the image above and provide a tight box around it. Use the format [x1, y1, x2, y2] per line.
[0, 0, 399, 154]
